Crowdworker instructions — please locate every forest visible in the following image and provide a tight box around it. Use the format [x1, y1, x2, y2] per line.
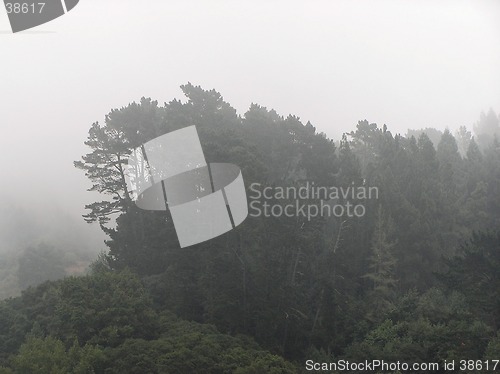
[0, 83, 499, 373]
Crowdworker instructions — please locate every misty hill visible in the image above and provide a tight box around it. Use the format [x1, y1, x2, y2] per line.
[0, 199, 103, 299]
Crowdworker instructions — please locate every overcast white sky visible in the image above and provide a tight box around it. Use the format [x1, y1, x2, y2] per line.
[0, 0, 499, 251]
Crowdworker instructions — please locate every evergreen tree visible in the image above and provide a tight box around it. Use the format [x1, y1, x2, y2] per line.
[455, 125, 472, 157]
[363, 206, 397, 321]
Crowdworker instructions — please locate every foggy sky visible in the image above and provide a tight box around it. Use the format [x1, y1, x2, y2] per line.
[0, 0, 499, 253]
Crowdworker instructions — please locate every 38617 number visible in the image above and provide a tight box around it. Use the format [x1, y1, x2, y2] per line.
[5, 3, 45, 14]
[459, 360, 499, 371]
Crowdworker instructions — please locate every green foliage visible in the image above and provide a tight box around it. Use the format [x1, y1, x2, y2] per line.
[54, 269, 159, 346]
[103, 329, 296, 374]
[10, 337, 104, 374]
[484, 332, 500, 359]
[344, 288, 492, 364]
[440, 232, 500, 330]
[363, 206, 397, 321]
[0, 268, 158, 367]
[0, 271, 298, 373]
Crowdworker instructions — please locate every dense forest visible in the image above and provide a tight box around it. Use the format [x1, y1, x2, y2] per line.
[0, 84, 499, 373]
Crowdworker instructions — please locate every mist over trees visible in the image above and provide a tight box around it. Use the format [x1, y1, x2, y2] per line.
[0, 84, 499, 372]
[0, 200, 100, 299]
[474, 109, 500, 151]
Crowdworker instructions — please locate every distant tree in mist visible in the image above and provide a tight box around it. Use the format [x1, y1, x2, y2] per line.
[474, 108, 500, 150]
[17, 244, 66, 290]
[455, 125, 472, 157]
[406, 127, 443, 149]
[0, 202, 42, 253]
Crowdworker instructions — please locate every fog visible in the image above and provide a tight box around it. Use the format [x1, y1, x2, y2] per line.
[0, 0, 499, 259]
